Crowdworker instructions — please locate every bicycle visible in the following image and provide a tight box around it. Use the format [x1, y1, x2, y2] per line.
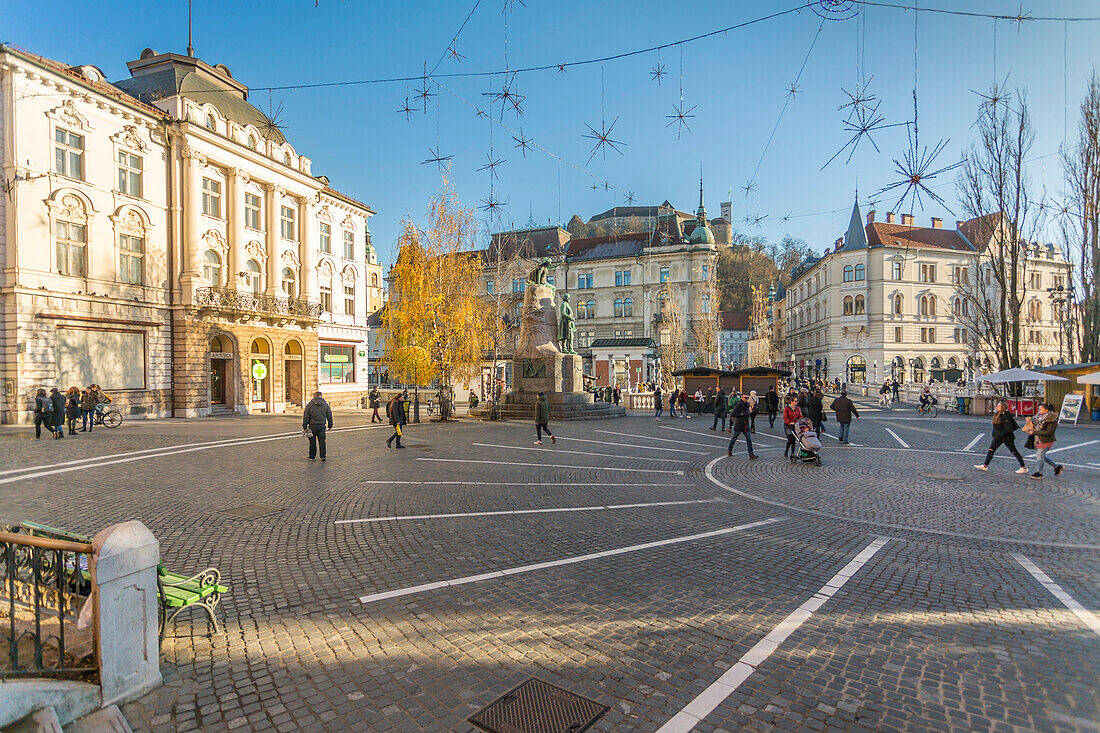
[878, 393, 892, 409]
[916, 401, 938, 418]
[94, 409, 123, 428]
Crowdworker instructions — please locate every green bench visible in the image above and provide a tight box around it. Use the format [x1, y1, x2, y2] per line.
[18, 521, 227, 639]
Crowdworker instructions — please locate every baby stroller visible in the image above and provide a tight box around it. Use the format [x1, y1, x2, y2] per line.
[790, 417, 823, 466]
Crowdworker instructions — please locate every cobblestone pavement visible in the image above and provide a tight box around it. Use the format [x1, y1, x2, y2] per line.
[2, 399, 1098, 732]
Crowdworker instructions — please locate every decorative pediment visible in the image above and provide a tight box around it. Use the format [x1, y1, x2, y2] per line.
[318, 206, 333, 222]
[203, 229, 228, 255]
[47, 99, 92, 131]
[111, 125, 147, 152]
[112, 207, 149, 235]
[342, 215, 356, 231]
[341, 265, 359, 281]
[317, 259, 335, 279]
[245, 240, 266, 262]
[47, 191, 90, 221]
[281, 250, 301, 268]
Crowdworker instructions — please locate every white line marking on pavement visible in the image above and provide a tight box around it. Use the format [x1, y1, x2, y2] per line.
[335, 498, 725, 525]
[661, 424, 787, 443]
[416, 458, 685, 474]
[358, 481, 688, 486]
[816, 431, 861, 446]
[1038, 439, 1100, 456]
[962, 433, 985, 452]
[1012, 554, 1100, 638]
[555, 436, 707, 454]
[702, 457, 1100, 550]
[0, 424, 390, 485]
[595, 429, 698, 446]
[358, 517, 785, 604]
[471, 443, 689, 463]
[658, 537, 892, 733]
[884, 428, 910, 448]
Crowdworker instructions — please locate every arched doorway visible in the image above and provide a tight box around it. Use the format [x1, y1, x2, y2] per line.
[250, 338, 271, 412]
[284, 339, 303, 408]
[912, 356, 926, 383]
[846, 355, 867, 384]
[892, 356, 905, 382]
[208, 334, 234, 406]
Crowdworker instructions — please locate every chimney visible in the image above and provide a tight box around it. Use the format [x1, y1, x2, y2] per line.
[866, 210, 876, 224]
[901, 213, 914, 226]
[931, 217, 942, 229]
[886, 212, 896, 224]
[835, 237, 843, 251]
[955, 220, 964, 229]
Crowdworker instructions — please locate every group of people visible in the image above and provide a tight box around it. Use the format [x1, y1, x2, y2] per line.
[302, 388, 412, 460]
[975, 401, 1066, 479]
[779, 390, 860, 456]
[32, 385, 110, 439]
[651, 385, 698, 420]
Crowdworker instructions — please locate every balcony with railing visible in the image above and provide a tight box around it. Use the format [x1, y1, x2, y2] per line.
[193, 287, 322, 321]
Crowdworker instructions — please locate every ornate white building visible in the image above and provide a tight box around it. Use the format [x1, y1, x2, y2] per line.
[0, 43, 382, 422]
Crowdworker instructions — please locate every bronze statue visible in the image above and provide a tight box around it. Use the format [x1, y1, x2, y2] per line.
[558, 293, 576, 354]
[526, 257, 553, 287]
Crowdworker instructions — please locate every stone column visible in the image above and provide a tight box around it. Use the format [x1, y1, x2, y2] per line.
[265, 184, 284, 294]
[91, 521, 163, 707]
[182, 148, 205, 277]
[228, 169, 249, 291]
[299, 195, 317, 303]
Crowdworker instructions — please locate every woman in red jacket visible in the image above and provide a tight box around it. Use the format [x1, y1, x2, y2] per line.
[783, 395, 802, 459]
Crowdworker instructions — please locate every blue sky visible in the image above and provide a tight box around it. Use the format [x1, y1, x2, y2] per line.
[4, 1, 1097, 264]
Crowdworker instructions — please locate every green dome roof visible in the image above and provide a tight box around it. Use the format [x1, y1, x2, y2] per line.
[690, 222, 715, 245]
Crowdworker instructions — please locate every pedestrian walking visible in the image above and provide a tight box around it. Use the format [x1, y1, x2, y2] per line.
[725, 390, 740, 432]
[809, 389, 826, 436]
[681, 388, 692, 419]
[1026, 403, 1065, 479]
[710, 387, 727, 431]
[80, 387, 96, 432]
[693, 388, 704, 415]
[49, 387, 65, 439]
[726, 396, 757, 460]
[828, 390, 859, 443]
[64, 387, 80, 436]
[783, 395, 802, 458]
[400, 390, 410, 426]
[33, 388, 53, 439]
[891, 379, 900, 402]
[974, 401, 1028, 474]
[302, 391, 333, 461]
[654, 386, 663, 421]
[747, 390, 759, 433]
[765, 386, 779, 428]
[369, 386, 383, 423]
[613, 386, 622, 405]
[387, 393, 406, 448]
[534, 391, 556, 445]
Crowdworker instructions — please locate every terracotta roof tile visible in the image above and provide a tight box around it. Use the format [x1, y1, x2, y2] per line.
[866, 222, 974, 252]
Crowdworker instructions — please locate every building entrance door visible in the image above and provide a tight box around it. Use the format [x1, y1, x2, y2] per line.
[210, 359, 226, 404]
[284, 340, 303, 407]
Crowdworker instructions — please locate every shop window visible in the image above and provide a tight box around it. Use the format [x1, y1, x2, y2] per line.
[320, 344, 355, 383]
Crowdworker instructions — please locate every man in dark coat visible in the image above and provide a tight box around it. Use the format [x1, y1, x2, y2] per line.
[534, 391, 555, 445]
[828, 390, 859, 443]
[710, 388, 727, 431]
[726, 397, 757, 460]
[387, 393, 406, 449]
[49, 388, 65, 440]
[808, 390, 826, 435]
[765, 387, 780, 427]
[303, 391, 333, 460]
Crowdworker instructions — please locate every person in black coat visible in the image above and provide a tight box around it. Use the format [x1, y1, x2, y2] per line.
[808, 389, 826, 435]
[974, 401, 1028, 473]
[710, 388, 727, 431]
[33, 388, 53, 439]
[765, 387, 780, 427]
[387, 393, 406, 448]
[302, 391, 333, 460]
[726, 398, 757, 459]
[48, 388, 65, 439]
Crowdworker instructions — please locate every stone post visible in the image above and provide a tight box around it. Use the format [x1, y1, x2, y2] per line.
[229, 169, 248, 290]
[182, 148, 204, 277]
[299, 196, 317, 303]
[91, 521, 162, 707]
[265, 185, 283, 294]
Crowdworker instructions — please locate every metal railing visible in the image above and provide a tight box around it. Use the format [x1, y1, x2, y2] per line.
[194, 286, 322, 320]
[1, 531, 97, 680]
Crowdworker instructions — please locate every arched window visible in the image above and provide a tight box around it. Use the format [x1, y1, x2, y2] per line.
[953, 297, 962, 317]
[371, 273, 379, 287]
[205, 113, 216, 130]
[702, 294, 710, 314]
[623, 297, 633, 317]
[913, 356, 925, 382]
[893, 294, 903, 315]
[203, 250, 222, 284]
[854, 294, 865, 314]
[54, 199, 88, 277]
[247, 134, 257, 150]
[281, 267, 297, 298]
[854, 263, 865, 281]
[843, 265, 854, 282]
[931, 356, 942, 369]
[920, 295, 936, 316]
[614, 298, 624, 318]
[1028, 300, 1042, 321]
[928, 295, 936, 317]
[1035, 357, 1043, 367]
[814, 302, 820, 322]
[947, 357, 958, 369]
[843, 295, 854, 315]
[245, 259, 262, 294]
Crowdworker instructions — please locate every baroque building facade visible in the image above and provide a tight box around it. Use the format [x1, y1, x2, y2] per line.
[782, 200, 1073, 384]
[0, 44, 381, 422]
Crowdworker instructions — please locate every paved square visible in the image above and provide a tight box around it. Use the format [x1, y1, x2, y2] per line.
[2, 399, 1098, 732]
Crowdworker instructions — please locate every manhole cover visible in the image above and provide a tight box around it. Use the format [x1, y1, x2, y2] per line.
[919, 473, 964, 481]
[220, 504, 283, 519]
[469, 678, 608, 733]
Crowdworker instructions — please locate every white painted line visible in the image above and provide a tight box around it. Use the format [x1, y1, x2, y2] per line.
[884, 428, 910, 448]
[1040, 439, 1100, 456]
[555, 436, 707, 455]
[657, 537, 891, 732]
[358, 481, 687, 486]
[962, 433, 985, 452]
[358, 517, 786, 604]
[471, 443, 689, 463]
[0, 424, 390, 486]
[416, 458, 685, 474]
[661, 424, 787, 443]
[335, 498, 724, 525]
[1012, 554, 1100, 638]
[595, 429, 699, 446]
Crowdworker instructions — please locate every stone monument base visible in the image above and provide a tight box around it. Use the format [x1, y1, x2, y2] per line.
[482, 354, 625, 420]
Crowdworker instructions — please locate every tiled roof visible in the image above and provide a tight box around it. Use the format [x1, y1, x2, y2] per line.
[719, 310, 751, 330]
[956, 213, 1001, 250]
[567, 234, 647, 261]
[589, 337, 655, 349]
[866, 222, 974, 252]
[588, 201, 691, 222]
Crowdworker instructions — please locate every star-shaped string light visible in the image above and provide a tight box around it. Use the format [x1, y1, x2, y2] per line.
[1009, 4, 1031, 30]
[603, 182, 612, 192]
[421, 146, 453, 169]
[590, 182, 600, 191]
[397, 97, 415, 121]
[666, 87, 697, 140]
[448, 43, 465, 62]
[502, 0, 525, 11]
[970, 78, 1013, 117]
[741, 181, 757, 195]
[557, 63, 567, 74]
[479, 193, 505, 215]
[743, 212, 768, 227]
[483, 71, 525, 119]
[477, 152, 505, 180]
[821, 100, 900, 169]
[414, 77, 435, 113]
[785, 83, 801, 100]
[872, 127, 965, 213]
[259, 95, 286, 140]
[512, 128, 533, 158]
[780, 211, 792, 223]
[582, 116, 626, 165]
[837, 77, 877, 122]
[651, 60, 665, 85]
[626, 192, 636, 205]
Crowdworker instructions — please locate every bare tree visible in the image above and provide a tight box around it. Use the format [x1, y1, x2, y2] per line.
[691, 255, 719, 368]
[956, 89, 1044, 370]
[653, 282, 686, 387]
[1063, 71, 1100, 363]
[481, 234, 538, 418]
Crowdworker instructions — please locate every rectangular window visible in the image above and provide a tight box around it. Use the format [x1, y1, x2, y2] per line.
[245, 193, 262, 230]
[892, 262, 902, 280]
[578, 273, 593, 289]
[512, 279, 526, 293]
[319, 222, 331, 253]
[280, 205, 296, 240]
[54, 129, 84, 180]
[659, 267, 669, 283]
[55, 220, 86, 276]
[344, 285, 355, 315]
[1030, 272, 1041, 289]
[320, 287, 332, 313]
[701, 264, 709, 281]
[319, 344, 355, 383]
[919, 263, 936, 283]
[117, 151, 142, 197]
[119, 234, 143, 285]
[615, 270, 632, 286]
[485, 280, 494, 294]
[547, 275, 554, 286]
[894, 326, 903, 343]
[202, 178, 222, 217]
[343, 231, 355, 259]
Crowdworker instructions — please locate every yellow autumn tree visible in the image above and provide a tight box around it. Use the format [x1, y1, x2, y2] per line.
[385, 171, 488, 419]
